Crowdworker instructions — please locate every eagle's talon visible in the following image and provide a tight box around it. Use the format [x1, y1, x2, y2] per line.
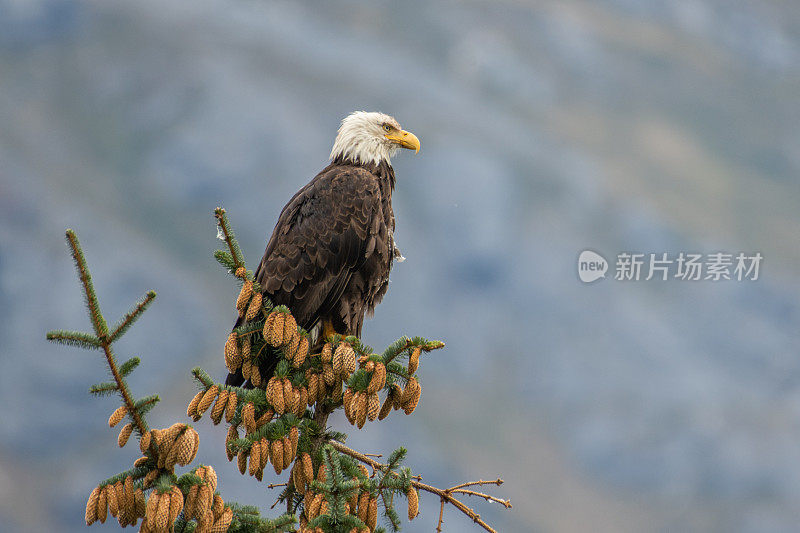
[322, 318, 342, 342]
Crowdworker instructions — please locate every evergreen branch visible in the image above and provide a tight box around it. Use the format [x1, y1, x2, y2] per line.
[214, 249, 237, 273]
[46, 330, 102, 350]
[385, 361, 410, 381]
[89, 381, 119, 396]
[101, 342, 150, 437]
[424, 340, 446, 351]
[108, 290, 156, 342]
[64, 229, 109, 336]
[381, 336, 445, 367]
[191, 367, 215, 388]
[233, 319, 267, 337]
[118, 357, 141, 377]
[225, 502, 295, 533]
[134, 395, 160, 417]
[328, 441, 509, 533]
[381, 337, 412, 366]
[214, 207, 246, 271]
[98, 465, 153, 488]
[60, 231, 152, 439]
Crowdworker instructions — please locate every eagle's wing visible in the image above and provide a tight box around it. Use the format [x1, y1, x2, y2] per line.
[254, 164, 384, 331]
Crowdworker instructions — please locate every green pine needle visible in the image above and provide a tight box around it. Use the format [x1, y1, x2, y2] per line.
[214, 208, 246, 271]
[387, 447, 407, 470]
[233, 319, 266, 337]
[65, 229, 109, 337]
[108, 291, 156, 342]
[134, 395, 160, 416]
[383, 504, 401, 531]
[89, 381, 119, 396]
[118, 357, 141, 377]
[46, 329, 102, 350]
[191, 367, 215, 388]
[214, 249, 237, 273]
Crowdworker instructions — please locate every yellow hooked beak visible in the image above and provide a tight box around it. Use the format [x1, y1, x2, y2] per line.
[385, 129, 420, 153]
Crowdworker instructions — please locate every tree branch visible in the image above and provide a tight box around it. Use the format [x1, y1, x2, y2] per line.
[109, 290, 157, 343]
[327, 441, 509, 533]
[214, 207, 246, 271]
[64, 230, 151, 437]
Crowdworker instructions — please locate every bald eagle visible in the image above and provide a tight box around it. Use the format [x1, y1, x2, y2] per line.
[226, 111, 420, 387]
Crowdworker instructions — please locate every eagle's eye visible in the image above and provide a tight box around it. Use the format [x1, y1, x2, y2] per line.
[382, 124, 392, 132]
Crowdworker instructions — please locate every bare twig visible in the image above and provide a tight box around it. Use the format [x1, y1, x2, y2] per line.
[328, 441, 510, 533]
[437, 498, 447, 532]
[451, 488, 511, 507]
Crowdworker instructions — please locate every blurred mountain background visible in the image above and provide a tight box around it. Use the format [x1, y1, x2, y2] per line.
[1, 0, 799, 531]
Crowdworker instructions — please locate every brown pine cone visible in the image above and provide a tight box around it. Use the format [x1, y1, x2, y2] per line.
[378, 392, 393, 420]
[175, 428, 199, 466]
[367, 392, 380, 421]
[224, 332, 239, 372]
[322, 363, 335, 386]
[236, 280, 253, 316]
[282, 435, 293, 467]
[270, 313, 286, 346]
[408, 346, 421, 375]
[262, 311, 276, 341]
[356, 392, 368, 429]
[197, 386, 219, 416]
[210, 390, 229, 425]
[321, 342, 332, 363]
[144, 491, 160, 529]
[187, 390, 204, 419]
[289, 426, 300, 456]
[168, 486, 184, 525]
[225, 391, 238, 423]
[225, 425, 239, 462]
[343, 388, 355, 424]
[85, 487, 100, 525]
[403, 379, 422, 415]
[249, 440, 261, 476]
[245, 292, 262, 321]
[367, 363, 386, 394]
[259, 437, 270, 471]
[283, 313, 298, 345]
[407, 487, 419, 520]
[211, 507, 233, 532]
[271, 438, 284, 474]
[117, 423, 133, 448]
[237, 450, 247, 475]
[357, 492, 369, 523]
[282, 379, 294, 414]
[242, 403, 256, 434]
[293, 336, 309, 367]
[108, 405, 127, 428]
[367, 496, 378, 529]
[332, 344, 343, 376]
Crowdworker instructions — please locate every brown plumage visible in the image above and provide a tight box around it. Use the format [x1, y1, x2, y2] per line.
[226, 111, 419, 387]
